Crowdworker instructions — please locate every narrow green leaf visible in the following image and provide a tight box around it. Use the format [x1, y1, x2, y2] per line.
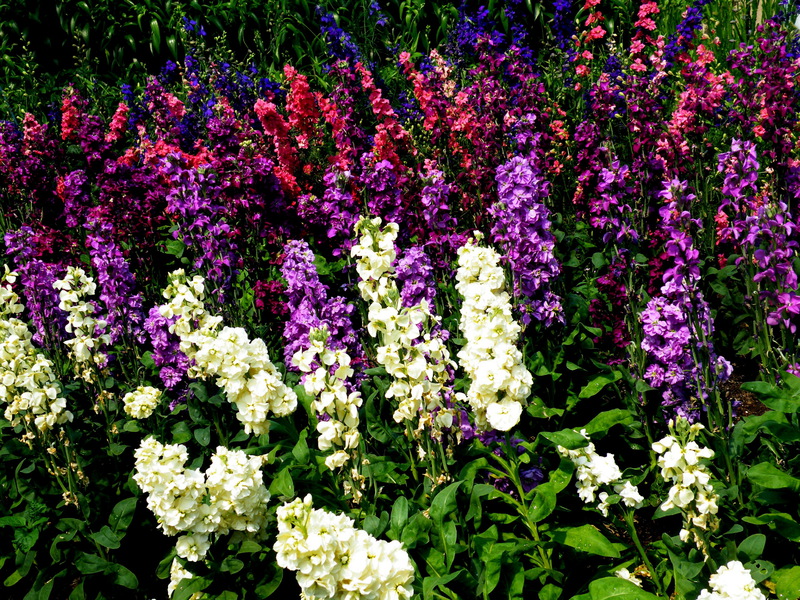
[90, 526, 121, 549]
[429, 482, 461, 527]
[587, 577, 661, 599]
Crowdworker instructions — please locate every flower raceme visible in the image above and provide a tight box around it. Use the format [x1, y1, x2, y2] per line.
[652, 418, 720, 552]
[557, 429, 644, 516]
[133, 437, 270, 563]
[352, 217, 454, 432]
[159, 269, 297, 435]
[454, 238, 532, 432]
[273, 494, 415, 600]
[697, 560, 766, 600]
[0, 268, 72, 434]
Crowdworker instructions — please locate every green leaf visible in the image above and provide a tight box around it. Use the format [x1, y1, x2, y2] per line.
[528, 481, 557, 523]
[391, 496, 409, 532]
[738, 533, 766, 561]
[173, 576, 211, 600]
[75, 553, 110, 575]
[90, 526, 121, 549]
[550, 525, 620, 557]
[112, 564, 138, 589]
[741, 380, 800, 413]
[193, 426, 211, 447]
[540, 429, 588, 450]
[587, 577, 661, 599]
[747, 463, 800, 491]
[583, 409, 633, 436]
[220, 557, 244, 574]
[108, 498, 137, 535]
[743, 513, 800, 542]
[171, 421, 192, 444]
[237, 540, 262, 554]
[422, 571, 460, 600]
[578, 371, 622, 399]
[4, 550, 34, 586]
[269, 468, 294, 499]
[291, 431, 309, 464]
[773, 565, 800, 600]
[429, 482, 461, 527]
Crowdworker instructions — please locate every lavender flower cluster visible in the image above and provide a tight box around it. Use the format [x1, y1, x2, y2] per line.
[490, 154, 564, 326]
[640, 180, 732, 421]
[281, 240, 360, 376]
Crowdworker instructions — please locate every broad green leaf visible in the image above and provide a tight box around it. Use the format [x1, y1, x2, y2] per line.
[540, 429, 588, 450]
[391, 496, 409, 533]
[747, 463, 800, 491]
[773, 565, 800, 600]
[193, 426, 211, 447]
[550, 525, 620, 557]
[109, 498, 137, 535]
[75, 553, 110, 575]
[587, 577, 661, 599]
[578, 371, 621, 399]
[429, 481, 461, 527]
[528, 481, 557, 523]
[220, 557, 244, 574]
[743, 513, 800, 542]
[422, 571, 460, 600]
[291, 431, 309, 464]
[269, 468, 294, 499]
[583, 409, 633, 436]
[90, 526, 120, 549]
[738, 534, 766, 561]
[173, 576, 211, 600]
[741, 381, 800, 413]
[112, 564, 138, 589]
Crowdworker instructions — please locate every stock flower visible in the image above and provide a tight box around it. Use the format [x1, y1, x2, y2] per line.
[455, 239, 531, 432]
[122, 386, 162, 419]
[697, 561, 766, 600]
[274, 495, 415, 600]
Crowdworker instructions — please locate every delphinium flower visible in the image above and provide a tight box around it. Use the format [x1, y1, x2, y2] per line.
[133, 437, 270, 563]
[454, 237, 532, 432]
[273, 494, 415, 600]
[0, 268, 72, 434]
[490, 154, 564, 327]
[122, 385, 163, 419]
[697, 560, 767, 600]
[316, 6, 362, 63]
[652, 417, 720, 555]
[557, 429, 644, 516]
[281, 239, 361, 372]
[85, 219, 145, 345]
[293, 327, 362, 473]
[159, 269, 297, 435]
[640, 179, 732, 422]
[664, 0, 712, 65]
[352, 217, 455, 435]
[552, 0, 576, 51]
[53, 266, 111, 375]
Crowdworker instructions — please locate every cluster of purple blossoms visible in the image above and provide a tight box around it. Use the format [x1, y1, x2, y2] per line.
[59, 169, 90, 228]
[590, 157, 639, 245]
[297, 167, 360, 245]
[395, 246, 436, 310]
[143, 306, 191, 392]
[716, 139, 760, 242]
[281, 240, 361, 376]
[85, 219, 144, 345]
[490, 154, 564, 327]
[360, 153, 402, 224]
[4, 227, 67, 349]
[161, 155, 239, 298]
[640, 179, 732, 422]
[664, 0, 712, 65]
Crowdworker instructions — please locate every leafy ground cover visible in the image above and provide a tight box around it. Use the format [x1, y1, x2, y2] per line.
[1, 1, 800, 599]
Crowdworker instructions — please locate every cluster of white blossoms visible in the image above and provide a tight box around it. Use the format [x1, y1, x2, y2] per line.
[652, 417, 719, 550]
[558, 430, 644, 516]
[697, 561, 766, 600]
[454, 239, 532, 431]
[53, 266, 110, 370]
[133, 437, 270, 563]
[293, 327, 362, 471]
[122, 385, 163, 419]
[159, 269, 297, 435]
[0, 269, 72, 434]
[351, 217, 453, 432]
[274, 494, 415, 600]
